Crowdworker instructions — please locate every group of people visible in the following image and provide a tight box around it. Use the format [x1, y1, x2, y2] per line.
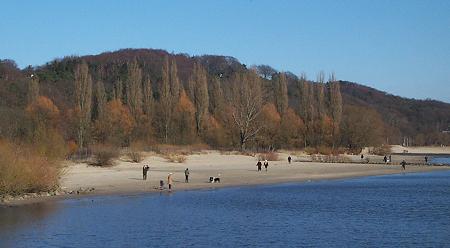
[142, 165, 191, 191]
[256, 155, 293, 172]
[256, 160, 269, 171]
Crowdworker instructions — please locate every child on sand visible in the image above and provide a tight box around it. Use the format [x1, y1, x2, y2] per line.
[168, 173, 173, 191]
[264, 160, 269, 171]
[288, 156, 292, 164]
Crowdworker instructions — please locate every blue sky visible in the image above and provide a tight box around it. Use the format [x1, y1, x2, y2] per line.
[1, 0, 449, 102]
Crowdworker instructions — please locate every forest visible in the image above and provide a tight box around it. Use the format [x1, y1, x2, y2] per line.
[1, 48, 450, 151]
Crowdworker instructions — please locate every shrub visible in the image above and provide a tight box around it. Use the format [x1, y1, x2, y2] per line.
[371, 145, 392, 156]
[127, 150, 143, 163]
[0, 140, 61, 195]
[91, 145, 118, 166]
[257, 152, 279, 161]
[317, 146, 332, 155]
[305, 147, 317, 155]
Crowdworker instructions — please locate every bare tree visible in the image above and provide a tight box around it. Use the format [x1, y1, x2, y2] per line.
[229, 71, 264, 150]
[253, 64, 277, 79]
[327, 73, 342, 147]
[74, 61, 93, 149]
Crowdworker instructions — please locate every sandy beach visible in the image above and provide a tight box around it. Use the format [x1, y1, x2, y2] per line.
[2, 150, 449, 206]
[61, 151, 449, 194]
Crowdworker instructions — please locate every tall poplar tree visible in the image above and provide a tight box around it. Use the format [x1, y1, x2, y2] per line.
[188, 63, 209, 135]
[74, 61, 93, 149]
[126, 59, 143, 120]
[159, 56, 172, 143]
[274, 72, 288, 116]
[28, 74, 39, 104]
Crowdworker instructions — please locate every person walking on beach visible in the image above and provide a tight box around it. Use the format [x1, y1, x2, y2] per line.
[159, 180, 165, 190]
[264, 159, 269, 172]
[143, 165, 150, 180]
[184, 168, 190, 183]
[168, 173, 173, 191]
[288, 156, 292, 164]
[256, 160, 262, 171]
[425, 156, 428, 164]
[383, 156, 387, 163]
[401, 160, 406, 170]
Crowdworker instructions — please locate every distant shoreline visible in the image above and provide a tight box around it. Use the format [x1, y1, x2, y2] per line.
[2, 150, 449, 207]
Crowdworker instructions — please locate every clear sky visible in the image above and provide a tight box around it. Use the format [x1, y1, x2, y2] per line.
[1, 0, 449, 102]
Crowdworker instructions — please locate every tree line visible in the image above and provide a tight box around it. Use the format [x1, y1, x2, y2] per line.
[1, 49, 449, 155]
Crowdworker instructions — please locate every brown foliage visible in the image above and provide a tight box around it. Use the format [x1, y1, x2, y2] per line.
[94, 100, 135, 146]
[0, 140, 61, 195]
[26, 96, 60, 127]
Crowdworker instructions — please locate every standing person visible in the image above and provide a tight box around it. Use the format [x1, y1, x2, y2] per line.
[256, 160, 262, 172]
[383, 156, 387, 163]
[168, 173, 173, 191]
[142, 165, 150, 180]
[425, 156, 428, 164]
[184, 168, 190, 183]
[288, 156, 292, 164]
[401, 160, 406, 170]
[264, 159, 269, 172]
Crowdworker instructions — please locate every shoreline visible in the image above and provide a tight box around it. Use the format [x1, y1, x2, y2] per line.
[2, 162, 449, 207]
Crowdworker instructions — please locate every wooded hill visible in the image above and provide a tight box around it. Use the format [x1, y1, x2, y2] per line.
[1, 48, 449, 152]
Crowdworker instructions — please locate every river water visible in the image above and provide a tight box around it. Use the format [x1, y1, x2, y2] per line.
[1, 170, 450, 247]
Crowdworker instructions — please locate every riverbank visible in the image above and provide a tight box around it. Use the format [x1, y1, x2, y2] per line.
[2, 151, 449, 206]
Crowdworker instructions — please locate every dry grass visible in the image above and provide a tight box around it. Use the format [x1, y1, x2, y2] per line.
[0, 140, 61, 196]
[164, 154, 187, 163]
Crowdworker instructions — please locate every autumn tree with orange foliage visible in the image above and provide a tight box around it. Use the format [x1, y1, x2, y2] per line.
[25, 96, 66, 160]
[94, 100, 135, 146]
[258, 103, 281, 149]
[175, 90, 196, 144]
[280, 108, 305, 148]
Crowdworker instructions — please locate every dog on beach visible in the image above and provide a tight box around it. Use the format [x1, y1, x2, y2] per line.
[209, 176, 220, 183]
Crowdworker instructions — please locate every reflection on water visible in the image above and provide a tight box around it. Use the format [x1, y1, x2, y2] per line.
[1, 171, 450, 247]
[0, 202, 59, 247]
